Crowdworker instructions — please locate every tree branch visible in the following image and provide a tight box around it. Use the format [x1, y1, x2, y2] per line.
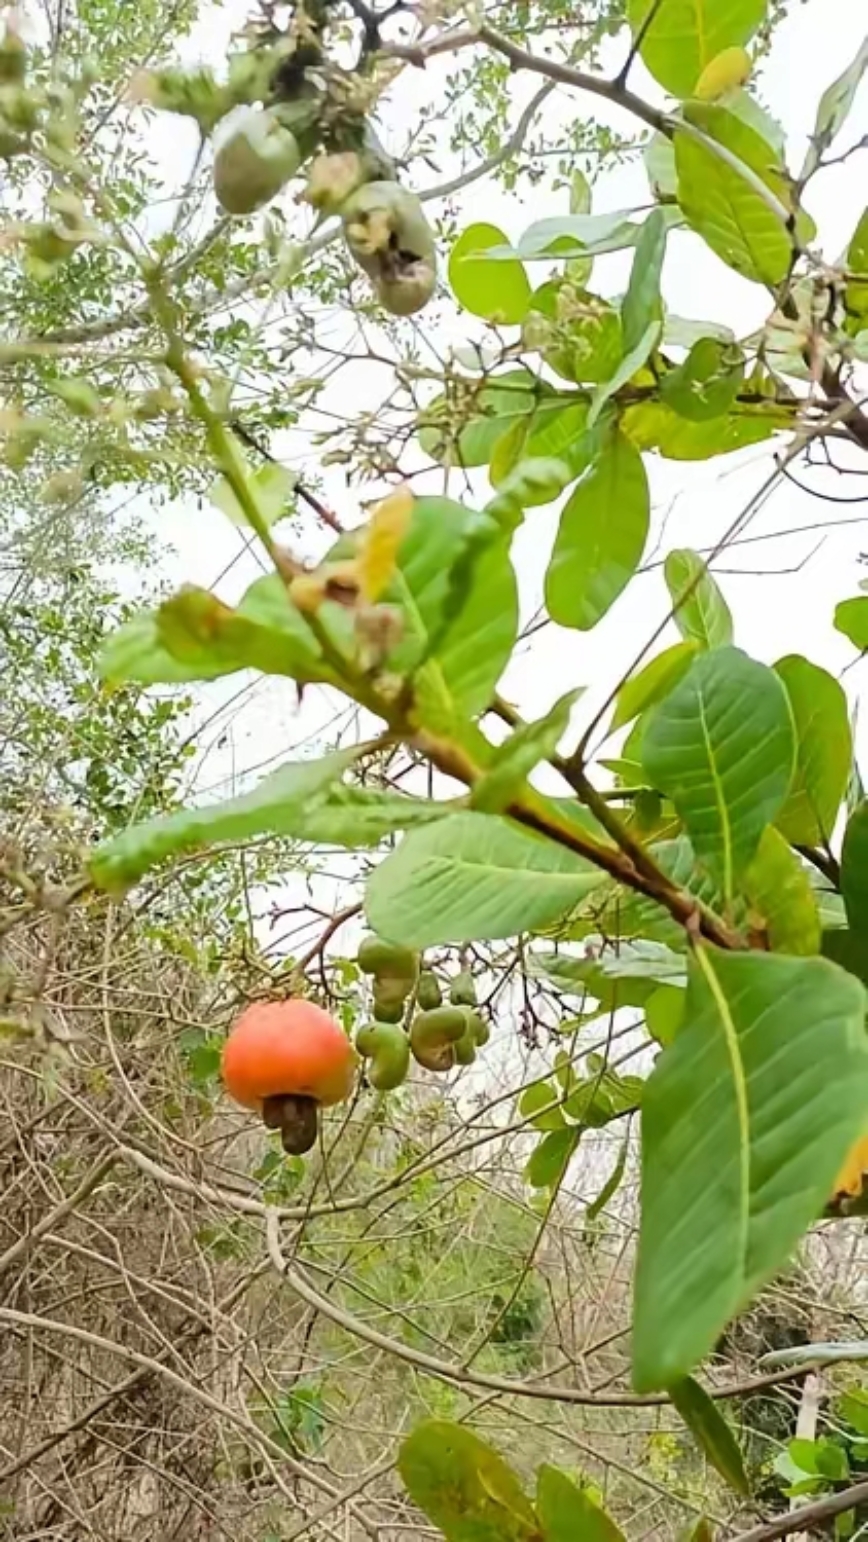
[733, 1480, 868, 1542]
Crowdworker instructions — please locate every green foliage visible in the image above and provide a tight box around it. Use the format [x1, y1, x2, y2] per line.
[642, 647, 795, 901]
[667, 1376, 749, 1494]
[449, 223, 531, 324]
[627, 0, 768, 97]
[545, 429, 649, 630]
[7, 6, 868, 1531]
[634, 948, 868, 1389]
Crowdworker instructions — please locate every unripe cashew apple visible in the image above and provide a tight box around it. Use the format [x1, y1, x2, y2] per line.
[410, 1006, 469, 1074]
[417, 970, 442, 1011]
[341, 180, 437, 316]
[357, 934, 419, 982]
[213, 106, 301, 215]
[355, 1021, 411, 1091]
[449, 971, 477, 1008]
[221, 999, 357, 1153]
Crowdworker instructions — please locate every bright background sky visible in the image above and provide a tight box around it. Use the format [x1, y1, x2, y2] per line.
[111, 2, 868, 942]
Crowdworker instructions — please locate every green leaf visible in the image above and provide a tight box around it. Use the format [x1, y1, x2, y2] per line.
[449, 223, 531, 325]
[89, 749, 362, 890]
[664, 549, 733, 649]
[472, 691, 582, 813]
[633, 947, 868, 1391]
[674, 127, 793, 285]
[99, 576, 329, 688]
[842, 802, 868, 942]
[536, 1464, 626, 1542]
[683, 102, 815, 245]
[743, 828, 821, 956]
[642, 646, 795, 900]
[519, 1082, 566, 1132]
[835, 595, 868, 652]
[384, 496, 519, 720]
[801, 35, 868, 182]
[622, 398, 784, 459]
[611, 642, 700, 730]
[526, 1127, 580, 1188]
[621, 208, 669, 355]
[398, 1421, 539, 1542]
[209, 459, 296, 529]
[285, 786, 453, 848]
[628, 0, 768, 97]
[586, 1134, 631, 1220]
[588, 319, 662, 427]
[508, 211, 652, 261]
[773, 655, 852, 845]
[366, 813, 603, 948]
[668, 1377, 750, 1495]
[546, 431, 649, 631]
[660, 339, 745, 421]
[530, 942, 683, 1008]
[645, 984, 686, 1045]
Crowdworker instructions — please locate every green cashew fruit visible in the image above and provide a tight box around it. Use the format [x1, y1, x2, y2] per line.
[213, 107, 301, 215]
[410, 1006, 468, 1074]
[357, 934, 419, 982]
[371, 985, 406, 1024]
[449, 971, 477, 1008]
[341, 179, 437, 317]
[355, 1021, 411, 1091]
[417, 970, 442, 1012]
[464, 1010, 490, 1048]
[454, 1023, 478, 1067]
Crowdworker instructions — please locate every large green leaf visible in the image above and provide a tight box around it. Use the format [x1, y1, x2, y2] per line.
[366, 813, 602, 947]
[743, 828, 821, 956]
[536, 1465, 626, 1542]
[398, 1422, 538, 1542]
[801, 35, 868, 182]
[611, 641, 699, 730]
[633, 947, 868, 1390]
[664, 549, 733, 649]
[668, 1377, 750, 1495]
[449, 223, 531, 325]
[674, 127, 793, 285]
[683, 103, 812, 242]
[622, 398, 785, 459]
[641, 647, 795, 900]
[504, 211, 652, 262]
[628, 0, 768, 97]
[284, 786, 455, 848]
[99, 575, 328, 687]
[90, 749, 362, 890]
[621, 208, 669, 355]
[546, 431, 649, 631]
[773, 655, 851, 845]
[384, 496, 519, 720]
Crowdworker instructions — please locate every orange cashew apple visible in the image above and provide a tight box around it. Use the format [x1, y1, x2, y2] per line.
[221, 999, 357, 1155]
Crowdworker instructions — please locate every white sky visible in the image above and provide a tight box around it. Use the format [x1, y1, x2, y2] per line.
[125, 2, 868, 851]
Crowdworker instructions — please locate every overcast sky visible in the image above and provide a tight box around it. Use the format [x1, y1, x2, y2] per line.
[125, 2, 868, 842]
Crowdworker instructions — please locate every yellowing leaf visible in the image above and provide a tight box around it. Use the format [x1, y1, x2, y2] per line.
[833, 1133, 868, 1198]
[358, 485, 414, 603]
[695, 47, 752, 101]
